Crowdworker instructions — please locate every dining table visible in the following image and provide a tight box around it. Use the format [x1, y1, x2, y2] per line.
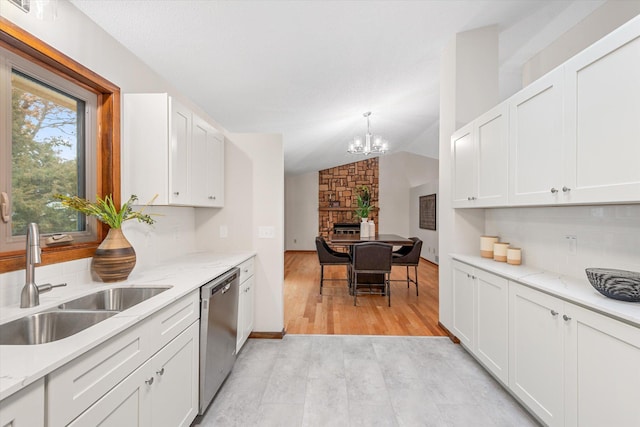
[328, 233, 414, 247]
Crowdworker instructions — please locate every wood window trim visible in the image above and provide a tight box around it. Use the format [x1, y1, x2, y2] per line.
[0, 18, 120, 273]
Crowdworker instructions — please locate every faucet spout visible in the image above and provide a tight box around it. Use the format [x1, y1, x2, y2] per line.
[20, 223, 42, 308]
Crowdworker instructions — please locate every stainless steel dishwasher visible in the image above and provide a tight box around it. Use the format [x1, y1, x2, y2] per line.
[199, 267, 240, 415]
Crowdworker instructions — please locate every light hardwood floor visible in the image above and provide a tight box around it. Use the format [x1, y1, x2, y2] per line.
[284, 251, 446, 336]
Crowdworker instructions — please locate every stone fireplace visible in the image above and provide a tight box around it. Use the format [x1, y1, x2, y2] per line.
[318, 158, 379, 240]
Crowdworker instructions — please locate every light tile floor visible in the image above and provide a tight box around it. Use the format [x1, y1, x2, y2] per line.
[195, 335, 540, 427]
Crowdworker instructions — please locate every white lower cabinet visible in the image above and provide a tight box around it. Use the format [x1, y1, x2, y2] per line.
[451, 260, 509, 384]
[0, 378, 44, 426]
[509, 281, 640, 427]
[48, 291, 200, 427]
[451, 260, 475, 348]
[509, 282, 564, 426]
[474, 269, 509, 385]
[69, 321, 199, 427]
[237, 257, 255, 353]
[563, 303, 640, 427]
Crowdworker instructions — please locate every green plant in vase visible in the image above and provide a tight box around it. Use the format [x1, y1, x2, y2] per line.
[54, 193, 157, 282]
[354, 185, 372, 221]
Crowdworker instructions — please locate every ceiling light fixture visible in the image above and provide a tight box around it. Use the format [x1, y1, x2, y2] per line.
[347, 112, 388, 155]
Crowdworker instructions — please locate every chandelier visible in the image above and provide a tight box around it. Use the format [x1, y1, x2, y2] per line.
[347, 112, 389, 155]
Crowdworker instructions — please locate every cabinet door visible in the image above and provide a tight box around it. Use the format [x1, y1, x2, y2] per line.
[451, 261, 475, 348]
[509, 68, 564, 206]
[151, 322, 199, 427]
[563, 18, 640, 204]
[237, 278, 253, 353]
[476, 103, 509, 207]
[68, 361, 152, 427]
[0, 378, 44, 427]
[169, 98, 192, 205]
[124, 93, 171, 205]
[191, 116, 224, 207]
[509, 282, 564, 427]
[475, 270, 508, 384]
[451, 124, 476, 207]
[563, 303, 640, 427]
[243, 275, 255, 342]
[204, 131, 224, 207]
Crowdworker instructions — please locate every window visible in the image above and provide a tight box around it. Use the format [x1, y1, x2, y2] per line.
[2, 47, 98, 251]
[0, 19, 120, 273]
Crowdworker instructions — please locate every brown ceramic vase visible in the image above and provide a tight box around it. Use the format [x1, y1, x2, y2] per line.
[92, 228, 136, 282]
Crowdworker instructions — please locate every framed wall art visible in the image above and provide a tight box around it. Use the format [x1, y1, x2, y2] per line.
[419, 194, 436, 230]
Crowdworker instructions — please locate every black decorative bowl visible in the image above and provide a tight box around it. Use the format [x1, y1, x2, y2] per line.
[585, 268, 640, 302]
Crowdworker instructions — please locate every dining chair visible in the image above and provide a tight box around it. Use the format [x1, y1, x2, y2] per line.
[315, 236, 351, 295]
[351, 242, 393, 306]
[391, 237, 422, 296]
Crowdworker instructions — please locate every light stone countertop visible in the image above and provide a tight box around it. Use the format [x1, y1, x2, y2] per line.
[451, 254, 640, 328]
[0, 250, 255, 401]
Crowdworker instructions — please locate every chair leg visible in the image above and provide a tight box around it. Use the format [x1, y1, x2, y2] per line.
[414, 265, 419, 296]
[353, 273, 358, 306]
[387, 273, 391, 307]
[406, 266, 410, 288]
[320, 265, 324, 295]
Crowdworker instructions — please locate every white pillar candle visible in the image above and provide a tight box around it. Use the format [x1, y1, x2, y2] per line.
[507, 248, 522, 265]
[493, 242, 510, 262]
[480, 236, 499, 258]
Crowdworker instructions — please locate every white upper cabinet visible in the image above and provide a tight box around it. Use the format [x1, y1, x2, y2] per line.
[124, 93, 225, 207]
[563, 19, 640, 204]
[451, 103, 509, 208]
[169, 100, 192, 205]
[191, 115, 225, 207]
[508, 68, 565, 206]
[454, 16, 639, 208]
[475, 104, 509, 206]
[451, 124, 476, 207]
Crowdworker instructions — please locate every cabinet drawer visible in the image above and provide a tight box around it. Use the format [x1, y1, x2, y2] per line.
[148, 291, 199, 352]
[47, 291, 199, 426]
[47, 317, 153, 427]
[239, 257, 255, 283]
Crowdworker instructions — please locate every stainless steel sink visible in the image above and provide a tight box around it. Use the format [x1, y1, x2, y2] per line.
[57, 286, 171, 311]
[0, 310, 118, 345]
[0, 286, 172, 345]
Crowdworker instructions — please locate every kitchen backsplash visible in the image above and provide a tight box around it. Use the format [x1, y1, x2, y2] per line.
[0, 206, 197, 308]
[485, 204, 640, 280]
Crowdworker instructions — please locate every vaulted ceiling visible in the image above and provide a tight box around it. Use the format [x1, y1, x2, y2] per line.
[71, 0, 604, 175]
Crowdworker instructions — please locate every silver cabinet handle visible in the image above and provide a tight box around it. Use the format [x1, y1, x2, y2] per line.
[208, 196, 216, 199]
[562, 186, 571, 193]
[467, 196, 476, 201]
[173, 191, 180, 196]
[145, 377, 154, 385]
[550, 310, 558, 316]
[244, 268, 249, 272]
[563, 314, 571, 322]
[156, 367, 165, 376]
[550, 188, 558, 194]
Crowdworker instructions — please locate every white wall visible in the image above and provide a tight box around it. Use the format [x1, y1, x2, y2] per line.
[196, 133, 285, 334]
[485, 205, 640, 281]
[522, 0, 640, 85]
[379, 152, 439, 236]
[284, 172, 318, 251]
[409, 182, 439, 264]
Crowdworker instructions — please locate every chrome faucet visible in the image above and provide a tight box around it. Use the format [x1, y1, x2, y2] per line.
[20, 223, 67, 308]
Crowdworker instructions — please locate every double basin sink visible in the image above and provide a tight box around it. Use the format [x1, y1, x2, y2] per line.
[0, 286, 171, 345]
